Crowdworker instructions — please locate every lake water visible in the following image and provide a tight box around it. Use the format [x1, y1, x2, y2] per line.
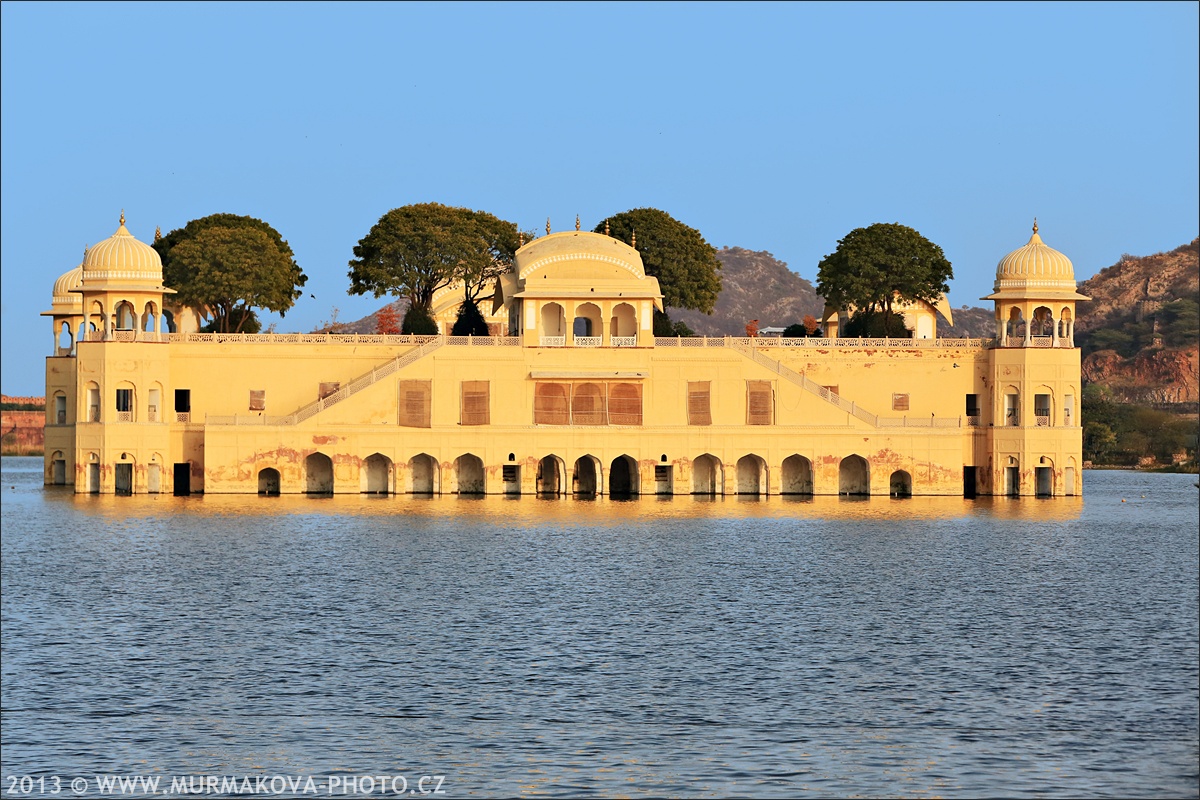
[1, 456, 1197, 798]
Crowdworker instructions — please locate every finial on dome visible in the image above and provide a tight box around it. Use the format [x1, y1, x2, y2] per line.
[120, 209, 126, 227]
[1032, 217, 1038, 234]
[546, 218, 551, 235]
[631, 229, 637, 248]
[575, 214, 580, 231]
[518, 230, 525, 246]
[154, 225, 162, 242]
[604, 219, 610, 236]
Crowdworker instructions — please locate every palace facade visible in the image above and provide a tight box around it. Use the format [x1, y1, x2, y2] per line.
[43, 217, 1087, 497]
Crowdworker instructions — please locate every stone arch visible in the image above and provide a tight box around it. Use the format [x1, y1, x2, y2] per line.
[305, 452, 333, 494]
[455, 453, 486, 494]
[1036, 456, 1055, 496]
[541, 302, 565, 338]
[736, 454, 766, 495]
[1006, 306, 1025, 339]
[162, 309, 177, 333]
[89, 300, 107, 338]
[611, 302, 637, 338]
[258, 467, 281, 495]
[114, 379, 137, 422]
[839, 454, 870, 495]
[1064, 457, 1078, 496]
[573, 302, 602, 341]
[85, 452, 101, 493]
[50, 450, 67, 485]
[84, 381, 100, 422]
[409, 453, 439, 494]
[573, 454, 601, 496]
[141, 301, 161, 333]
[57, 320, 74, 352]
[781, 454, 813, 494]
[534, 382, 570, 425]
[537, 454, 566, 495]
[361, 453, 391, 494]
[114, 300, 137, 331]
[1032, 305, 1055, 337]
[1058, 306, 1073, 338]
[691, 453, 723, 495]
[889, 470, 912, 497]
[51, 390, 67, 425]
[609, 454, 638, 496]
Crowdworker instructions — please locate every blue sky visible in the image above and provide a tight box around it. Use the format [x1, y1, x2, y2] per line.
[2, 1, 1196, 395]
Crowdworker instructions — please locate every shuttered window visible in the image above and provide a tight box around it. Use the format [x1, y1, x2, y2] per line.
[249, 390, 266, 411]
[461, 381, 490, 426]
[398, 380, 432, 428]
[608, 383, 642, 426]
[892, 393, 910, 411]
[572, 383, 607, 425]
[533, 383, 570, 425]
[687, 381, 712, 426]
[747, 380, 773, 425]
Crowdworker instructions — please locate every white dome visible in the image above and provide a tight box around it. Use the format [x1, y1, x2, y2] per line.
[81, 213, 163, 283]
[50, 264, 84, 313]
[994, 222, 1076, 292]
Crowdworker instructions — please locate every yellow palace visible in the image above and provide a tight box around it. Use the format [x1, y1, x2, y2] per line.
[42, 216, 1086, 498]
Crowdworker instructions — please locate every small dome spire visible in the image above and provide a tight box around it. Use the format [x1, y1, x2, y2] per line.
[120, 209, 125, 226]
[154, 225, 162, 242]
[604, 219, 610, 236]
[575, 214, 580, 231]
[546, 217, 551, 235]
[1032, 217, 1038, 234]
[631, 229, 637, 248]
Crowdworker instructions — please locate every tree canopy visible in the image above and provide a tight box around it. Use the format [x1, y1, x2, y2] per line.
[348, 203, 525, 313]
[154, 214, 306, 333]
[816, 223, 952, 322]
[594, 208, 722, 315]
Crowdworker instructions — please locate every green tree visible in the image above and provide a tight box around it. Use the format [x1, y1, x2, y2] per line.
[401, 304, 438, 335]
[652, 309, 695, 337]
[595, 208, 722, 314]
[450, 297, 490, 336]
[155, 214, 306, 333]
[348, 203, 525, 314]
[841, 309, 911, 338]
[816, 223, 952, 327]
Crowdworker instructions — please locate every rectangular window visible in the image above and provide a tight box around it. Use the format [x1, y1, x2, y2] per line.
[687, 381, 712, 426]
[398, 380, 431, 428]
[892, 393, 910, 411]
[174, 389, 191, 413]
[965, 393, 980, 426]
[1005, 392, 1019, 426]
[533, 383, 570, 425]
[1064, 393, 1075, 427]
[148, 388, 160, 423]
[318, 382, 340, 400]
[55, 394, 66, 425]
[1034, 393, 1051, 427]
[607, 382, 643, 426]
[747, 380, 773, 425]
[249, 390, 266, 412]
[460, 381, 490, 426]
[116, 389, 132, 412]
[502, 465, 519, 483]
[655, 465, 670, 481]
[88, 387, 100, 422]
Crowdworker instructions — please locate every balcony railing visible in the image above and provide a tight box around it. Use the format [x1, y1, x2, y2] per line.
[1035, 415, 1051, 427]
[611, 336, 637, 348]
[176, 412, 191, 423]
[574, 336, 602, 348]
[966, 414, 981, 427]
[116, 411, 132, 423]
[540, 336, 565, 347]
[89, 406, 100, 422]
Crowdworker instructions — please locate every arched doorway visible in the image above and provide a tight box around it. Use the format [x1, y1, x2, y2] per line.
[258, 468, 281, 495]
[692, 453, 723, 495]
[455, 453, 486, 494]
[736, 454, 766, 495]
[537, 455, 566, 495]
[839, 455, 869, 495]
[611, 302, 637, 342]
[362, 453, 391, 494]
[573, 302, 602, 345]
[781, 455, 813, 494]
[410, 453, 438, 494]
[540, 302, 565, 344]
[609, 455, 638, 496]
[573, 455, 600, 496]
[889, 470, 912, 497]
[306, 453, 333, 494]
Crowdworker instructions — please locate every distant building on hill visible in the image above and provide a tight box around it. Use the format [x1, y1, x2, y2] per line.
[42, 216, 1085, 497]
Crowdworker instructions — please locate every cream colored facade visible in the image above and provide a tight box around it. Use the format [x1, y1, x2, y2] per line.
[43, 218, 1086, 498]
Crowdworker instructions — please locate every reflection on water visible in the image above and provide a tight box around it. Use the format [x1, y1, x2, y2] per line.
[2, 457, 1196, 798]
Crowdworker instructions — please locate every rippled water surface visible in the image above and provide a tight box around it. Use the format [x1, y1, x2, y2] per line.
[2, 457, 1197, 797]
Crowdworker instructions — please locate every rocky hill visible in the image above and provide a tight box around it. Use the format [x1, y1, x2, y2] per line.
[1075, 239, 1198, 406]
[669, 248, 824, 336]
